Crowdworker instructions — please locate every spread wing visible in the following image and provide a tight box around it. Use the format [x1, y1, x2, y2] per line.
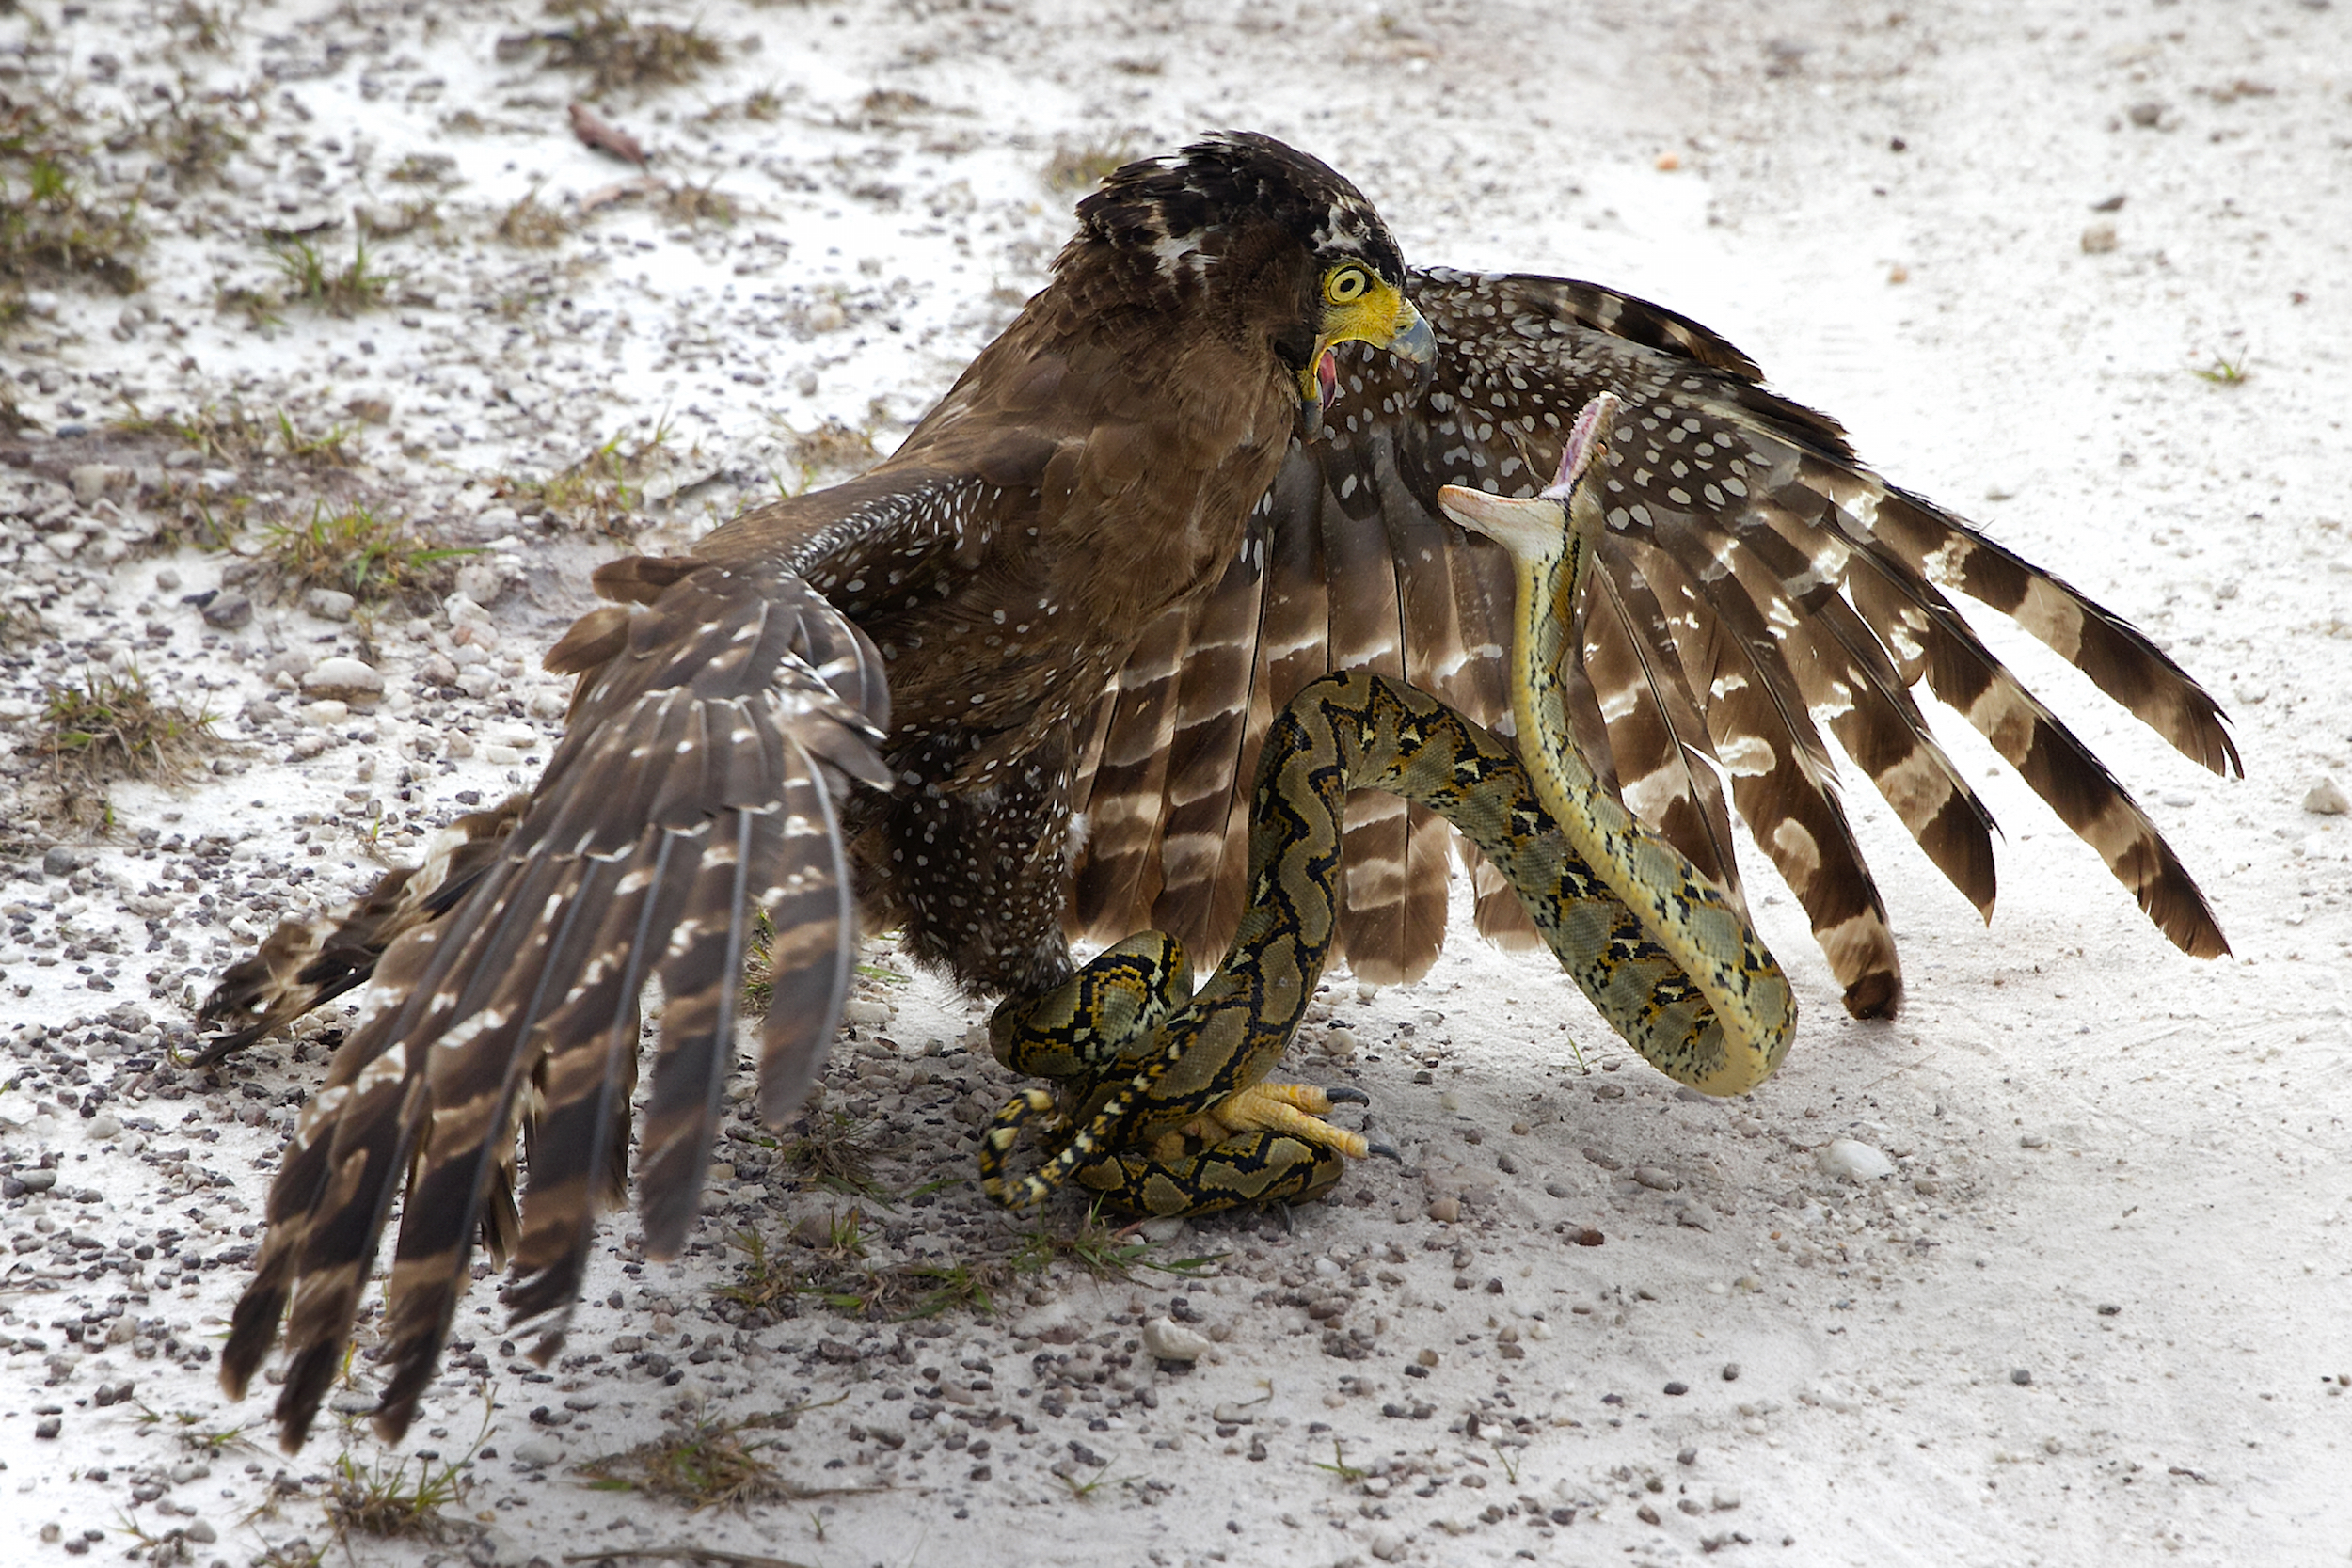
[218, 552, 892, 1450]
[1068, 267, 2236, 1014]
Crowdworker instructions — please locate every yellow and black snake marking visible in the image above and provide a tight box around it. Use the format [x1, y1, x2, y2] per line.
[979, 395, 1795, 1216]
[1439, 393, 1794, 1092]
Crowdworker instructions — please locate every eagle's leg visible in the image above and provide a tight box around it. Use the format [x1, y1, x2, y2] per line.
[1175, 1081, 1373, 1161]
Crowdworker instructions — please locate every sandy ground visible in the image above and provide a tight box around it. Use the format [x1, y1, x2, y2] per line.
[3, 2, 2349, 1566]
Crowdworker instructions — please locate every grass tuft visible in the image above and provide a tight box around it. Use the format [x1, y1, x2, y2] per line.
[260, 502, 477, 606]
[501, 418, 672, 532]
[777, 1111, 883, 1196]
[120, 402, 357, 471]
[541, 2, 726, 98]
[771, 418, 878, 494]
[580, 1407, 828, 1510]
[663, 179, 736, 227]
[323, 1388, 493, 1544]
[2191, 353, 2249, 386]
[269, 234, 393, 315]
[37, 669, 218, 791]
[1043, 137, 1132, 194]
[497, 185, 571, 249]
[0, 106, 145, 318]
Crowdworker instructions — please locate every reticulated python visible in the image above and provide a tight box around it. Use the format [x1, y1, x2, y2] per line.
[979, 395, 1796, 1214]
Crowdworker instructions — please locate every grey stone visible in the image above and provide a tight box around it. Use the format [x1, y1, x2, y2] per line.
[41, 846, 78, 877]
[511, 1434, 564, 1467]
[199, 590, 252, 629]
[303, 588, 357, 622]
[68, 463, 129, 504]
[303, 657, 387, 704]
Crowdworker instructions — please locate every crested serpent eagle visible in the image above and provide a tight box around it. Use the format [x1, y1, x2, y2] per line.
[202, 132, 2234, 1449]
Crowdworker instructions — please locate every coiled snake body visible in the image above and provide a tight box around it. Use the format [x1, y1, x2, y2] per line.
[981, 395, 1795, 1214]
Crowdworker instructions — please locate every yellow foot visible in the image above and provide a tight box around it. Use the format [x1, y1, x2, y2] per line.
[1184, 1081, 1395, 1163]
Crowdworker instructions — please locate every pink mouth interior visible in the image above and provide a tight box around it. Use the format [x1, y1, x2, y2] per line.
[1316, 349, 1338, 405]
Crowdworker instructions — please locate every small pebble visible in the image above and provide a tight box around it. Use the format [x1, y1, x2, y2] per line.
[2019, 1132, 2047, 1149]
[2096, 1304, 2122, 1317]
[1139, 1317, 1209, 1364]
[511, 1434, 565, 1467]
[1663, 1381, 1688, 1397]
[1425, 1196, 1460, 1224]
[199, 589, 251, 629]
[41, 846, 79, 877]
[35, 1416, 61, 1439]
[2303, 777, 2349, 816]
[1631, 1165, 1677, 1191]
[1722, 1363, 1741, 1382]
[1817, 1138, 1894, 1181]
[2080, 220, 2119, 254]
[2010, 1369, 2033, 1386]
[304, 656, 386, 705]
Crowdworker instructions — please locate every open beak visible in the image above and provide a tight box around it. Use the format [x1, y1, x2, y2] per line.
[1297, 285, 1437, 437]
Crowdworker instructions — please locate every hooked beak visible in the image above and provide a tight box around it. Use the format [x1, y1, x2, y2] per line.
[1297, 287, 1437, 437]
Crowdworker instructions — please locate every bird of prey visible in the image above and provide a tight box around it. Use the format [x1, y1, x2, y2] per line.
[207, 132, 2233, 1451]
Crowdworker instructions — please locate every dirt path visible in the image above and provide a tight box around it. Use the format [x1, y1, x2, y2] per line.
[2, 3, 2345, 1565]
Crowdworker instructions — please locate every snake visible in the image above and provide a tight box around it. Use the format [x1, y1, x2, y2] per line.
[979, 393, 1795, 1215]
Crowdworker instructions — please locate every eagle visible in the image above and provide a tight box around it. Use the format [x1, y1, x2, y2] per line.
[206, 132, 2233, 1450]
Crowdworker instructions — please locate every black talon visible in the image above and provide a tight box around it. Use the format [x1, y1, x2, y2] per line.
[1323, 1085, 1371, 1106]
[1366, 1141, 1403, 1164]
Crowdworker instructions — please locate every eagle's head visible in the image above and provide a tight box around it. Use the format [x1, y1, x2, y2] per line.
[1068, 132, 1436, 432]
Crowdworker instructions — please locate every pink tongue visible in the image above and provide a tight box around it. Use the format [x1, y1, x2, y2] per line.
[1316, 349, 1338, 405]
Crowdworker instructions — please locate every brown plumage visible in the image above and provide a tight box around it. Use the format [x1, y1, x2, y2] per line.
[214, 133, 1437, 1449]
[1070, 268, 2235, 1011]
[210, 142, 2234, 1453]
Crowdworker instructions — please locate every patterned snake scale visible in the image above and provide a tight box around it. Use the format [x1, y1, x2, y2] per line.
[979, 394, 1795, 1215]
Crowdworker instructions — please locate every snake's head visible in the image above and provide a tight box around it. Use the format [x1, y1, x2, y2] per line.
[1437, 391, 1621, 561]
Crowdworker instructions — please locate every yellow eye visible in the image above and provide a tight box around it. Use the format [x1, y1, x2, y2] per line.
[1324, 265, 1370, 305]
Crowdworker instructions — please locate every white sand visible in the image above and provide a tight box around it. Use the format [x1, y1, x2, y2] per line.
[2, 2, 2346, 1565]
